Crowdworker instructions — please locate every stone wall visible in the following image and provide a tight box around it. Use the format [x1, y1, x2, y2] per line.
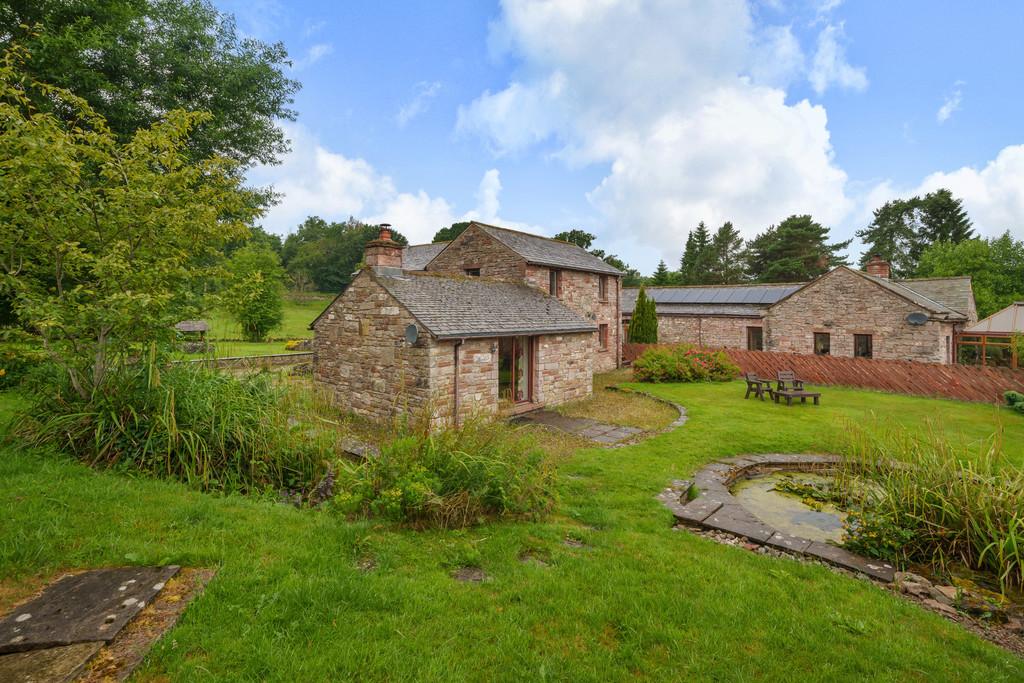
[623, 314, 761, 350]
[425, 224, 526, 282]
[524, 265, 621, 372]
[430, 338, 499, 424]
[312, 272, 435, 422]
[535, 332, 594, 404]
[765, 268, 955, 364]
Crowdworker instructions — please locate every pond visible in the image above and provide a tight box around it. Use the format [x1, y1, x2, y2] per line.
[730, 471, 846, 544]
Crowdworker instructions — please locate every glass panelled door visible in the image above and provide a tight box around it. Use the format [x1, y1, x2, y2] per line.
[498, 336, 533, 404]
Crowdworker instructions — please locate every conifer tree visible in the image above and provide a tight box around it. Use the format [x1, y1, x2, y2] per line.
[628, 286, 658, 343]
[651, 260, 673, 285]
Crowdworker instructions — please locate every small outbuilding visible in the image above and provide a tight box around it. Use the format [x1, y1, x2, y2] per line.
[957, 301, 1024, 368]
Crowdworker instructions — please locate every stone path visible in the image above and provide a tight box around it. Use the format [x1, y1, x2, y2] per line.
[659, 454, 896, 582]
[512, 410, 643, 445]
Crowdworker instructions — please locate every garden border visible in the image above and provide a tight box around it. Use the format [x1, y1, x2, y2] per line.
[659, 454, 896, 582]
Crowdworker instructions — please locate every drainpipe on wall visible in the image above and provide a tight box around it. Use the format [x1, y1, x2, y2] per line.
[453, 339, 464, 427]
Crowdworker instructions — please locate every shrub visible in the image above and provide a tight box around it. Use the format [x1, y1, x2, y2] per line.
[225, 245, 285, 342]
[0, 346, 46, 389]
[632, 344, 739, 383]
[14, 361, 332, 493]
[839, 421, 1024, 591]
[334, 418, 556, 528]
[1004, 390, 1024, 415]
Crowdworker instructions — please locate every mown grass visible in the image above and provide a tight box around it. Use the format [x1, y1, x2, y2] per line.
[201, 292, 334, 341]
[1, 381, 1023, 680]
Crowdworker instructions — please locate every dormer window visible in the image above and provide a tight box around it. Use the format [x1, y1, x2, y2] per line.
[549, 269, 561, 297]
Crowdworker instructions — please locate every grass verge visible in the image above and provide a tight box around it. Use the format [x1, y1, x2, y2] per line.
[1, 380, 1023, 680]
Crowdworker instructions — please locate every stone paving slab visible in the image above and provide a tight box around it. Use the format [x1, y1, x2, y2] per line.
[804, 542, 896, 582]
[702, 504, 775, 543]
[0, 641, 103, 683]
[765, 531, 813, 554]
[0, 566, 180, 654]
[513, 410, 641, 445]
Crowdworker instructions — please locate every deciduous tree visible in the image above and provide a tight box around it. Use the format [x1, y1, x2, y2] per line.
[224, 245, 285, 341]
[0, 0, 299, 168]
[0, 46, 256, 399]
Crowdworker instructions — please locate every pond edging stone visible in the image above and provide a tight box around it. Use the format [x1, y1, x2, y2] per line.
[662, 454, 896, 582]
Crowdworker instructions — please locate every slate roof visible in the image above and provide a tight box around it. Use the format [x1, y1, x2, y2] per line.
[621, 283, 801, 315]
[859, 271, 967, 320]
[473, 222, 624, 276]
[373, 271, 596, 339]
[402, 242, 449, 270]
[964, 302, 1024, 334]
[893, 276, 975, 318]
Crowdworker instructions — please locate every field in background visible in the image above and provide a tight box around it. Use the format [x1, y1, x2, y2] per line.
[180, 292, 334, 358]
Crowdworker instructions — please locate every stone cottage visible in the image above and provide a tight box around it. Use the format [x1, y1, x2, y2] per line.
[622, 256, 976, 364]
[311, 222, 623, 424]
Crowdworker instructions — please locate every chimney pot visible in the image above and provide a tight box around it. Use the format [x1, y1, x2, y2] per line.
[379, 223, 392, 241]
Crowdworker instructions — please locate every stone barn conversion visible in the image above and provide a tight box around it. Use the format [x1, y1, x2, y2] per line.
[311, 223, 623, 424]
[623, 256, 977, 364]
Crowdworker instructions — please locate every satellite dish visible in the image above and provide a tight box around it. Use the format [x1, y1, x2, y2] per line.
[906, 311, 929, 326]
[404, 324, 419, 345]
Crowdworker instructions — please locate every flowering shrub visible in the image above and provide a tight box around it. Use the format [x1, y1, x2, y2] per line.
[632, 344, 739, 383]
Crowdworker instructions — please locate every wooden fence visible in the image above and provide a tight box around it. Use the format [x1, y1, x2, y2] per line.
[622, 343, 1024, 404]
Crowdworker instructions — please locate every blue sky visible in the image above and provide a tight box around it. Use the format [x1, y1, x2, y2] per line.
[219, 0, 1024, 274]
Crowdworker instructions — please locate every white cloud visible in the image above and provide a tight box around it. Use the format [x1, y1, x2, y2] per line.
[856, 145, 1024, 244]
[458, 0, 855, 265]
[303, 19, 326, 38]
[248, 125, 534, 244]
[936, 81, 964, 124]
[808, 23, 868, 94]
[291, 43, 334, 70]
[915, 145, 1024, 234]
[396, 81, 442, 128]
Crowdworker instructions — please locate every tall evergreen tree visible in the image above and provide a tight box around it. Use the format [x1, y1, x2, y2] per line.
[855, 199, 922, 277]
[651, 259, 674, 285]
[708, 221, 745, 284]
[856, 188, 974, 276]
[920, 188, 975, 244]
[679, 221, 713, 284]
[628, 286, 658, 343]
[745, 215, 851, 282]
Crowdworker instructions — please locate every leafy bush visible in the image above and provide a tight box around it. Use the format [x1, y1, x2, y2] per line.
[632, 344, 739, 383]
[839, 421, 1024, 591]
[14, 361, 332, 493]
[334, 418, 556, 528]
[224, 245, 285, 342]
[1004, 390, 1024, 415]
[0, 346, 46, 389]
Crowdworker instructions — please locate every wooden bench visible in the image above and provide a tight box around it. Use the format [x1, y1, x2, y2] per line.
[773, 389, 821, 406]
[743, 373, 773, 401]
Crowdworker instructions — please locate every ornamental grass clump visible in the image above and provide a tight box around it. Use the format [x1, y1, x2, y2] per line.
[334, 417, 556, 528]
[840, 421, 1024, 592]
[632, 344, 739, 383]
[15, 360, 332, 494]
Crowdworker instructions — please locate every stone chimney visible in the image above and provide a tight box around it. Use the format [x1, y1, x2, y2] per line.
[364, 223, 403, 270]
[865, 254, 891, 279]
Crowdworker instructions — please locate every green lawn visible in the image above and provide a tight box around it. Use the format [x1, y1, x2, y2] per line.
[200, 292, 335, 341]
[1, 382, 1023, 681]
